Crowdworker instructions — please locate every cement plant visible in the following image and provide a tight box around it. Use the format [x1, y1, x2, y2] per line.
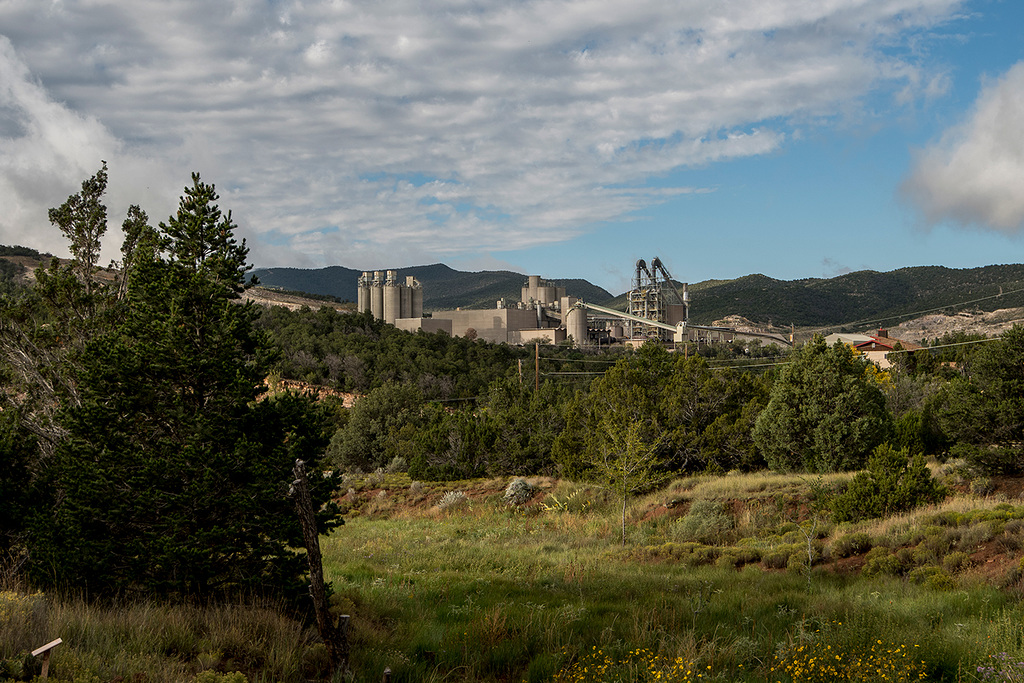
[356, 258, 791, 349]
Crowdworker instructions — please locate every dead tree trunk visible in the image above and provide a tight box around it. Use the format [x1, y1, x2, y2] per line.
[291, 459, 349, 676]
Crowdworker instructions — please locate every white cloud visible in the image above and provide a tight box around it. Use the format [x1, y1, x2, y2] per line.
[903, 61, 1024, 232]
[0, 36, 121, 255]
[0, 0, 966, 267]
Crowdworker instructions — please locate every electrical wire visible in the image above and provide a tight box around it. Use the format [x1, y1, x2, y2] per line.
[801, 286, 1024, 335]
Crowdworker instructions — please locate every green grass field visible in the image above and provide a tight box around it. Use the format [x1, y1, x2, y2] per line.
[5, 473, 1024, 682]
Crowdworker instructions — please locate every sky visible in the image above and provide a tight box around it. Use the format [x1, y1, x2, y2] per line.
[1, 0, 1023, 294]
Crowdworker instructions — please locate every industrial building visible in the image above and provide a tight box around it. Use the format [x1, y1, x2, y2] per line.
[356, 271, 423, 325]
[358, 260, 790, 349]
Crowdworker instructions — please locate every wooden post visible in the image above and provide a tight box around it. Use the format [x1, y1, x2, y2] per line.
[32, 638, 62, 680]
[382, 667, 392, 682]
[292, 460, 349, 676]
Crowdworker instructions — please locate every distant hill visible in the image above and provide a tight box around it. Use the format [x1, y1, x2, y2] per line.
[250, 264, 615, 311]
[601, 264, 1024, 328]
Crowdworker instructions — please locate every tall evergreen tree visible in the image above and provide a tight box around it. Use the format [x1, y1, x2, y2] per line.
[24, 172, 339, 600]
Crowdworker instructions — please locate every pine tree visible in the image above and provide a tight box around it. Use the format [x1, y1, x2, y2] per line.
[24, 171, 340, 600]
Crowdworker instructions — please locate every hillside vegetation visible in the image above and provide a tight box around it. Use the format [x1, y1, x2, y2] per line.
[7, 472, 1024, 682]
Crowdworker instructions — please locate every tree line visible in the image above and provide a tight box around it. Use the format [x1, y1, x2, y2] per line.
[257, 303, 1024, 490]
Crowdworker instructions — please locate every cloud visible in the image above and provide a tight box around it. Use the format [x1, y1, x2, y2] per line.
[822, 257, 853, 278]
[0, 35, 183, 261]
[0, 0, 966, 267]
[902, 61, 1024, 232]
[0, 36, 120, 255]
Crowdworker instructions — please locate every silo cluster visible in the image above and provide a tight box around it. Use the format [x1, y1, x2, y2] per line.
[357, 271, 423, 324]
[521, 275, 565, 306]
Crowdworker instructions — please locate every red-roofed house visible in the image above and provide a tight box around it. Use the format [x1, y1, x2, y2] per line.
[854, 329, 923, 368]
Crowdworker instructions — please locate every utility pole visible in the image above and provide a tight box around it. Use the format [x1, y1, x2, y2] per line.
[535, 343, 539, 392]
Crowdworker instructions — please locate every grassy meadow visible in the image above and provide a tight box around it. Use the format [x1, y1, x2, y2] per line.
[5, 471, 1024, 682]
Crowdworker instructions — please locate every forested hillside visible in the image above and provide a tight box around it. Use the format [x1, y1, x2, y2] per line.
[602, 264, 1024, 327]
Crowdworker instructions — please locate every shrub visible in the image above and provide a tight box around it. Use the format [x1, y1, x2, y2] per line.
[717, 547, 761, 569]
[674, 499, 734, 544]
[385, 456, 408, 474]
[832, 531, 872, 558]
[909, 565, 947, 585]
[503, 478, 537, 507]
[957, 523, 994, 550]
[437, 490, 469, 512]
[997, 533, 1023, 553]
[955, 443, 1024, 477]
[863, 547, 908, 576]
[786, 551, 809, 572]
[926, 572, 956, 590]
[1002, 558, 1024, 590]
[828, 444, 946, 523]
[366, 468, 386, 488]
[716, 552, 741, 569]
[762, 544, 802, 569]
[912, 542, 939, 566]
[1004, 519, 1024, 534]
[541, 489, 591, 514]
[970, 477, 995, 496]
[942, 551, 973, 573]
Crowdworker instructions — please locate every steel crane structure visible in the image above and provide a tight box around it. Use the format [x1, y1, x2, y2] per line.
[626, 257, 689, 342]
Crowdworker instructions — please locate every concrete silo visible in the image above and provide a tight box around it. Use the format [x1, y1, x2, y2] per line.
[357, 272, 371, 313]
[522, 275, 541, 302]
[412, 287, 423, 318]
[383, 270, 402, 324]
[370, 271, 384, 320]
[401, 284, 412, 319]
[566, 305, 588, 347]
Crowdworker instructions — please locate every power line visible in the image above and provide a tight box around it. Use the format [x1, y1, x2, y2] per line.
[804, 286, 1024, 335]
[541, 371, 606, 376]
[535, 356, 622, 365]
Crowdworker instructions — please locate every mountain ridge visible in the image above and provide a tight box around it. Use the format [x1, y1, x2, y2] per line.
[4, 244, 1022, 332]
[252, 261, 1024, 330]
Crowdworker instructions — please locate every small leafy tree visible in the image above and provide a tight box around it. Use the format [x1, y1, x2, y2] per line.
[0, 164, 121, 460]
[47, 161, 108, 298]
[591, 410, 667, 546]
